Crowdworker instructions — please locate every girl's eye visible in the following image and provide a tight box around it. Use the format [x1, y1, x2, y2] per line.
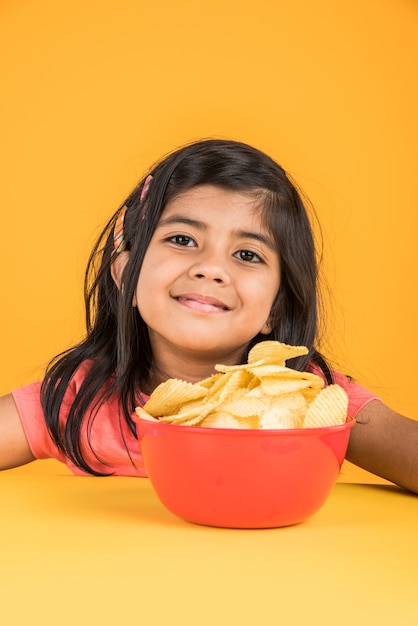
[169, 235, 196, 247]
[235, 249, 262, 263]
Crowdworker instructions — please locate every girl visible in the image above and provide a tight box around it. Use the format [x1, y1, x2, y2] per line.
[1, 139, 417, 491]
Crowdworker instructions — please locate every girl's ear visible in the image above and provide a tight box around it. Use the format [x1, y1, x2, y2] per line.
[259, 320, 272, 335]
[110, 251, 130, 290]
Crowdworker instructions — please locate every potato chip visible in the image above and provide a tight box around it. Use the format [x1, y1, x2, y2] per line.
[170, 397, 209, 413]
[246, 363, 323, 383]
[143, 378, 207, 416]
[179, 414, 217, 427]
[158, 402, 217, 424]
[259, 408, 301, 429]
[198, 372, 224, 389]
[247, 340, 308, 365]
[303, 384, 348, 428]
[214, 361, 262, 374]
[135, 406, 159, 422]
[203, 370, 240, 403]
[216, 370, 255, 403]
[300, 385, 323, 404]
[221, 395, 270, 418]
[257, 375, 322, 397]
[259, 393, 307, 429]
[200, 412, 260, 429]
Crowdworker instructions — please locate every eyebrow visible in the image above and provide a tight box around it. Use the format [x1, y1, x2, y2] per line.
[157, 214, 276, 251]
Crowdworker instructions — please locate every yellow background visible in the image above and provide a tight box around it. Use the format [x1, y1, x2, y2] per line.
[1, 0, 417, 480]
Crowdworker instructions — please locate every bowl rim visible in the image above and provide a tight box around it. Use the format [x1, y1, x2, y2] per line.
[134, 415, 356, 436]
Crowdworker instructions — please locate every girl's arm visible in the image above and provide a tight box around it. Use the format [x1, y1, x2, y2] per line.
[346, 400, 418, 494]
[0, 394, 35, 470]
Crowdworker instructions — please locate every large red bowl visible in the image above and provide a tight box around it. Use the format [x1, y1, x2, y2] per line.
[135, 417, 356, 529]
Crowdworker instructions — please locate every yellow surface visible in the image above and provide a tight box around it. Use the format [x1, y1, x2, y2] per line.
[1, 464, 418, 625]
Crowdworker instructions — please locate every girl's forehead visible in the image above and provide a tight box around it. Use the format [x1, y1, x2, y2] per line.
[162, 184, 265, 217]
[156, 184, 276, 250]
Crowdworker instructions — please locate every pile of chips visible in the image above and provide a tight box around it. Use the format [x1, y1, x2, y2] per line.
[135, 341, 349, 429]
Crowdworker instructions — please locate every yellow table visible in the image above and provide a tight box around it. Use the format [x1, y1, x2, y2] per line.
[2, 461, 418, 625]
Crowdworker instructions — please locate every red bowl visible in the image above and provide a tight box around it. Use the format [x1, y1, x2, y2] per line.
[135, 417, 356, 529]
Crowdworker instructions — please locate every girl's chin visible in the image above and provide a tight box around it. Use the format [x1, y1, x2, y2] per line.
[147, 326, 256, 362]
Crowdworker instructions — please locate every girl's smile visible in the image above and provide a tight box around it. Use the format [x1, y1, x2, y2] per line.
[174, 293, 230, 313]
[135, 184, 281, 380]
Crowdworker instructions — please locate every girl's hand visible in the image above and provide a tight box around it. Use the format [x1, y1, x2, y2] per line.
[0, 394, 35, 470]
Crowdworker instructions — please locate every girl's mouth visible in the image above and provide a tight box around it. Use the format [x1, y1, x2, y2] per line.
[175, 293, 230, 313]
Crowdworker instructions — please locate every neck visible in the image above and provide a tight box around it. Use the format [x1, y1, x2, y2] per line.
[142, 360, 217, 395]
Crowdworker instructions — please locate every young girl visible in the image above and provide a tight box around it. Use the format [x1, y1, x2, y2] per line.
[1, 139, 417, 491]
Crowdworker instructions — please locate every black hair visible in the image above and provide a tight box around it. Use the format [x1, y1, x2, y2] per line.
[41, 138, 332, 475]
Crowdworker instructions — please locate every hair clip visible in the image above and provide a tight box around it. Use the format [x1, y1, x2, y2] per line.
[140, 175, 153, 202]
[140, 174, 153, 219]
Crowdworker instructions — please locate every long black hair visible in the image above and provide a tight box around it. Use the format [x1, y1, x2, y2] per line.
[41, 138, 331, 474]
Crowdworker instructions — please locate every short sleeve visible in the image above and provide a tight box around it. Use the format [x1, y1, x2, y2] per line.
[12, 365, 147, 477]
[12, 381, 70, 464]
[307, 363, 381, 419]
[330, 371, 381, 418]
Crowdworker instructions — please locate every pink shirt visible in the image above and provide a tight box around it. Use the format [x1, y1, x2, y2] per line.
[12, 362, 379, 476]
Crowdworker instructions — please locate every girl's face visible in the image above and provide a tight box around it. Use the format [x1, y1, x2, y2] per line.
[135, 185, 281, 376]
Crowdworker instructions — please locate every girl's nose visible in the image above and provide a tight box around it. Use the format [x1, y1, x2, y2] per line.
[188, 255, 231, 284]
